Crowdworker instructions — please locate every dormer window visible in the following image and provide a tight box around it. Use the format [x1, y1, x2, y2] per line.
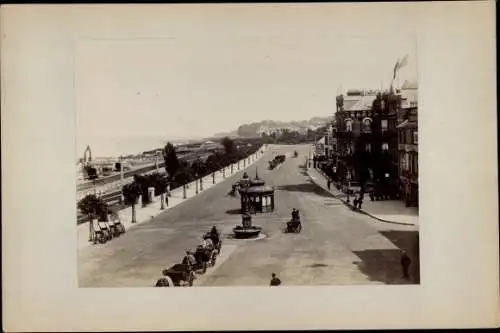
[362, 117, 373, 131]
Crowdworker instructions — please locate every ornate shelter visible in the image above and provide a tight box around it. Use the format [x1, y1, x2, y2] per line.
[239, 185, 275, 213]
[237, 169, 274, 213]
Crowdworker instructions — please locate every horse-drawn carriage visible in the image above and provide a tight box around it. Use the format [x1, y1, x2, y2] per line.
[285, 217, 302, 233]
[156, 227, 223, 287]
[193, 245, 218, 273]
[160, 264, 195, 287]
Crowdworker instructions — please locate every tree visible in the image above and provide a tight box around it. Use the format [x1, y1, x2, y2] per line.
[163, 142, 180, 180]
[122, 182, 142, 223]
[191, 158, 207, 177]
[78, 194, 107, 241]
[205, 154, 222, 174]
[221, 136, 236, 156]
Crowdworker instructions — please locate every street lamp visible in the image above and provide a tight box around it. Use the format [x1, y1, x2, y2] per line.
[195, 172, 199, 194]
[346, 171, 351, 204]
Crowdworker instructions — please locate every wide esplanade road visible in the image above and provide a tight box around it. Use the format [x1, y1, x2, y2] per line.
[78, 144, 417, 287]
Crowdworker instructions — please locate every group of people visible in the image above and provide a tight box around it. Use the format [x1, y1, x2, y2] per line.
[291, 208, 301, 221]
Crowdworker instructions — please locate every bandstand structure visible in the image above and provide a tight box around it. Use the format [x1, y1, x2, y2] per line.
[237, 169, 275, 214]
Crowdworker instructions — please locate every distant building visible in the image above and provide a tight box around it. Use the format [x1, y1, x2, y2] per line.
[200, 140, 224, 152]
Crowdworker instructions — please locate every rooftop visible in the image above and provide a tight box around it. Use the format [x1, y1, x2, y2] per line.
[240, 185, 275, 194]
[345, 95, 378, 111]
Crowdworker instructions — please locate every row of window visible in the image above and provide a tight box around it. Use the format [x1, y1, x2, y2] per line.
[343, 118, 393, 132]
[399, 129, 418, 145]
[341, 142, 390, 154]
[400, 152, 419, 174]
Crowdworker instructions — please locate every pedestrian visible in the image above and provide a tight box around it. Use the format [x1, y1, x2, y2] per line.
[270, 273, 281, 286]
[357, 192, 364, 209]
[400, 251, 411, 279]
[327, 179, 331, 190]
[165, 194, 169, 206]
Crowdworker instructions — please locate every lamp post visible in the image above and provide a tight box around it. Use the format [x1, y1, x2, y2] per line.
[212, 172, 215, 184]
[195, 173, 199, 194]
[346, 171, 351, 204]
[156, 152, 165, 209]
[200, 175, 204, 191]
[183, 184, 187, 199]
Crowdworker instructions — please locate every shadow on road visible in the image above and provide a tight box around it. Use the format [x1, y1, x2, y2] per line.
[353, 229, 420, 284]
[353, 249, 415, 284]
[225, 208, 243, 215]
[276, 182, 334, 198]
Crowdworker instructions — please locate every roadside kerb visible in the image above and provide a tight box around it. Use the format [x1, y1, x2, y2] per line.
[78, 146, 268, 250]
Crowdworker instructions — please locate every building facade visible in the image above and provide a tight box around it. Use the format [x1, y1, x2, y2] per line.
[397, 80, 419, 207]
[333, 90, 400, 197]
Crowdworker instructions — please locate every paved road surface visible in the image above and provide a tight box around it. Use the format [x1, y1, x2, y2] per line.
[78, 144, 419, 287]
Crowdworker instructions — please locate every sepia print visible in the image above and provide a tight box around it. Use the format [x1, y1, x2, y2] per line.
[76, 32, 420, 288]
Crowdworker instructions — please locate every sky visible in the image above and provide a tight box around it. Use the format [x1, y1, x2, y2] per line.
[75, 6, 417, 157]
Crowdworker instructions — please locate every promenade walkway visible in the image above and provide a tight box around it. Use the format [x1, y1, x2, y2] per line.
[77, 147, 267, 250]
[307, 166, 419, 227]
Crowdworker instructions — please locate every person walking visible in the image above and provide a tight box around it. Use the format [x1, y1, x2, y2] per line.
[400, 251, 411, 279]
[165, 194, 169, 207]
[270, 273, 282, 286]
[327, 179, 331, 191]
[357, 192, 364, 209]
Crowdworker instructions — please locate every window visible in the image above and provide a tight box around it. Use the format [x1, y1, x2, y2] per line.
[381, 120, 388, 131]
[413, 130, 418, 144]
[365, 143, 371, 152]
[346, 120, 352, 132]
[382, 143, 389, 151]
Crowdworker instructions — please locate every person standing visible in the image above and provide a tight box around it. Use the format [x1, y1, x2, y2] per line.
[400, 251, 411, 279]
[357, 192, 364, 209]
[270, 273, 281, 286]
[327, 179, 331, 191]
[165, 193, 169, 207]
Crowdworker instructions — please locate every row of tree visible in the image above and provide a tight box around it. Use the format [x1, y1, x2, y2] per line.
[78, 137, 262, 226]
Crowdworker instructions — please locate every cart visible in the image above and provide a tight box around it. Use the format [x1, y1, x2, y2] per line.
[162, 264, 195, 287]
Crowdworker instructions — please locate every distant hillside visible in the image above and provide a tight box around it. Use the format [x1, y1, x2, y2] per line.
[235, 116, 333, 137]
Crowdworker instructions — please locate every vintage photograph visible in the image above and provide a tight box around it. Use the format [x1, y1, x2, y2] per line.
[76, 31, 420, 287]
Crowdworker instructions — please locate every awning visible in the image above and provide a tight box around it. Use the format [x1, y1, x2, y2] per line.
[397, 120, 409, 128]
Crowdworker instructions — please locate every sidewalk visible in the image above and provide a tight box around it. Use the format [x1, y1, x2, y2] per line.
[78, 147, 267, 250]
[307, 167, 419, 227]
